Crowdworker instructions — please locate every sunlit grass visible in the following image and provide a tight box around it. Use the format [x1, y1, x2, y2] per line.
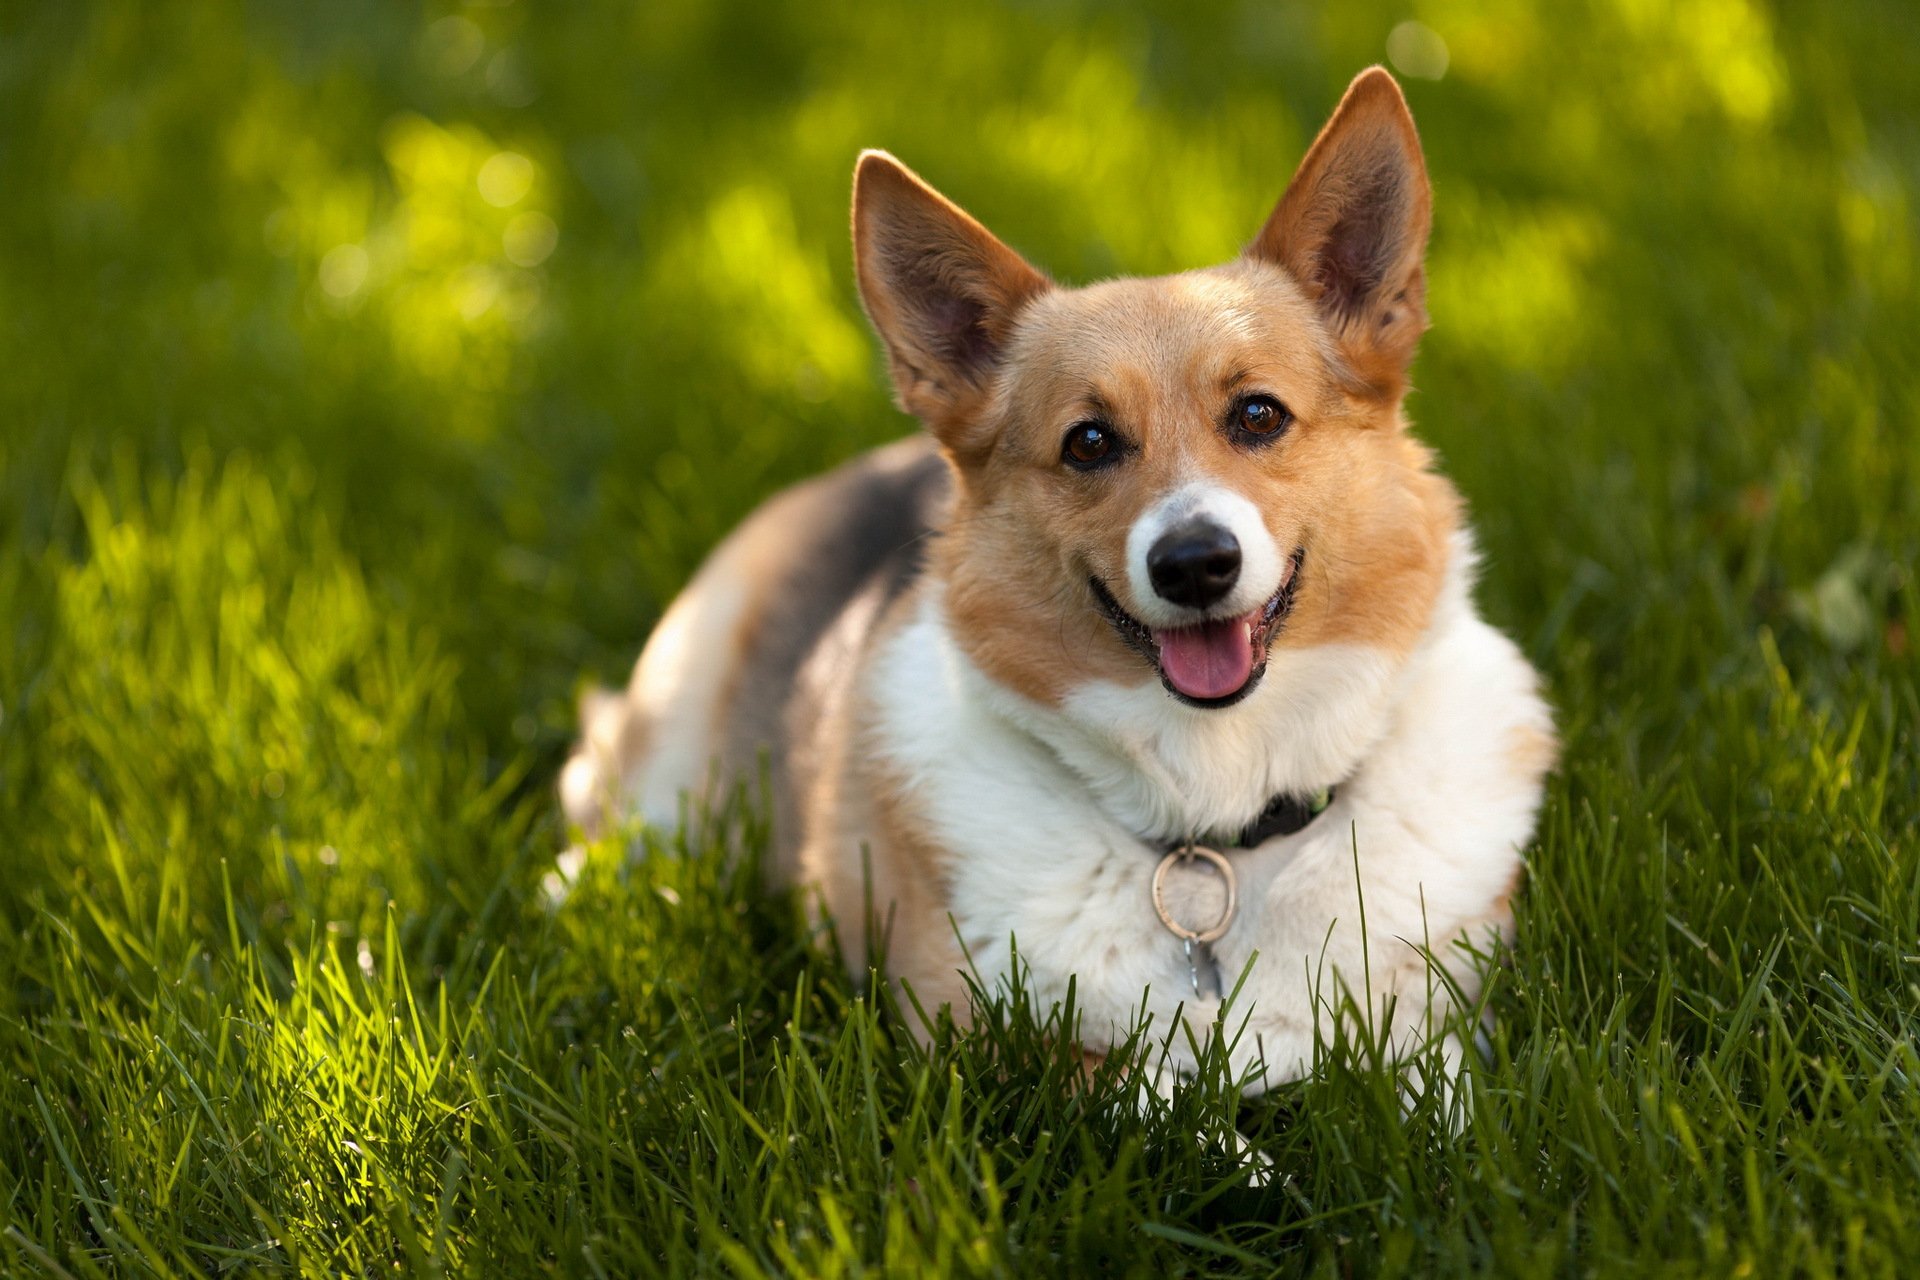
[2, 0, 1916, 1274]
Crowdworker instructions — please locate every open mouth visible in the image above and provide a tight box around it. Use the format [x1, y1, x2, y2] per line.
[1089, 548, 1305, 709]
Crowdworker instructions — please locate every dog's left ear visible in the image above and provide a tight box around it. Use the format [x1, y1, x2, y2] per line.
[1249, 67, 1432, 398]
[853, 151, 1051, 446]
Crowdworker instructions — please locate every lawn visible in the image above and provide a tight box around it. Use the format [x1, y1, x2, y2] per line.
[2, 1, 1917, 1275]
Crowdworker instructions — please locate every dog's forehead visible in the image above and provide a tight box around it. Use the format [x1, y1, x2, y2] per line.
[1007, 264, 1324, 400]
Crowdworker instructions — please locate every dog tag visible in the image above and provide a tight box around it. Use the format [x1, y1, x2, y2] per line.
[1184, 937, 1223, 1002]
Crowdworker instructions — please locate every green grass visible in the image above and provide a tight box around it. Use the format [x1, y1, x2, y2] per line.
[2, 0, 1917, 1274]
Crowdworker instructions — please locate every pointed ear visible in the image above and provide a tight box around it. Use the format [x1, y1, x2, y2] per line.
[1248, 67, 1432, 397]
[852, 151, 1051, 433]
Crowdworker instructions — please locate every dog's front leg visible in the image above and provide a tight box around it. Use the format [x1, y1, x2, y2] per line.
[1220, 808, 1513, 1100]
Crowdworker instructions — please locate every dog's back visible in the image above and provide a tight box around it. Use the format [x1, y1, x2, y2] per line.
[561, 435, 947, 871]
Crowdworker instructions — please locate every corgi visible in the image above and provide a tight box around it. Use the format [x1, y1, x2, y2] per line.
[563, 67, 1555, 1091]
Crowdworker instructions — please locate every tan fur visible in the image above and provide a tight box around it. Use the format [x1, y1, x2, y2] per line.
[1506, 723, 1561, 784]
[859, 759, 973, 1017]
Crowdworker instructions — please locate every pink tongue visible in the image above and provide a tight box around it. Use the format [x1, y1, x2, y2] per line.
[1153, 613, 1257, 701]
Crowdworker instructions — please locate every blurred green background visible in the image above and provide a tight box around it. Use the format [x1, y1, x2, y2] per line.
[2, 1, 1917, 1274]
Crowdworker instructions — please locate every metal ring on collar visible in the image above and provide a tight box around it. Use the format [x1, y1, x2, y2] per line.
[1150, 843, 1237, 944]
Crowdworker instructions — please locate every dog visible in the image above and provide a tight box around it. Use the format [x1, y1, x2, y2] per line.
[563, 67, 1554, 1092]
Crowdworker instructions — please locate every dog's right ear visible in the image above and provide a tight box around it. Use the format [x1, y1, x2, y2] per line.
[853, 151, 1051, 439]
[1247, 68, 1432, 400]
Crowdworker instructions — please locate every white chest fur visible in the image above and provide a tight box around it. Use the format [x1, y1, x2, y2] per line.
[862, 535, 1551, 1087]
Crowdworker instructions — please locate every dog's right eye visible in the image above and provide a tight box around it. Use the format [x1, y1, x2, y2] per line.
[1062, 421, 1117, 470]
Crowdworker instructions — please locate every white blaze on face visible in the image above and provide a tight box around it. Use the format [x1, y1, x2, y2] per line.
[1124, 482, 1285, 627]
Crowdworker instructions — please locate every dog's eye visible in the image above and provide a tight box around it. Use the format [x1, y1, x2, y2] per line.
[1232, 394, 1292, 442]
[1062, 421, 1117, 469]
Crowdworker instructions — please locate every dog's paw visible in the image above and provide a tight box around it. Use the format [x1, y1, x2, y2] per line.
[1134, 1061, 1276, 1186]
[1220, 1125, 1277, 1186]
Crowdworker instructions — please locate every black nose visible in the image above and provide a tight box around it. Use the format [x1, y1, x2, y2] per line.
[1147, 519, 1241, 608]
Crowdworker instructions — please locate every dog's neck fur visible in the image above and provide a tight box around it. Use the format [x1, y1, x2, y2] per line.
[921, 529, 1472, 845]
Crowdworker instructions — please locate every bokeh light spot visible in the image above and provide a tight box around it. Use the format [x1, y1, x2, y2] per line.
[318, 244, 369, 298]
[451, 264, 500, 323]
[422, 16, 485, 77]
[486, 50, 539, 108]
[503, 211, 558, 266]
[1387, 21, 1450, 80]
[478, 152, 535, 207]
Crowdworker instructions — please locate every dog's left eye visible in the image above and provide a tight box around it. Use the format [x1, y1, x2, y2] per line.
[1062, 421, 1118, 470]
[1232, 394, 1292, 442]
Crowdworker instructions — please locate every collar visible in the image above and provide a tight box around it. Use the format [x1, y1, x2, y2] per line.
[1162, 784, 1336, 855]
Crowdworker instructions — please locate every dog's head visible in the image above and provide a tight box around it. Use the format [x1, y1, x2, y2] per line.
[854, 68, 1459, 710]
